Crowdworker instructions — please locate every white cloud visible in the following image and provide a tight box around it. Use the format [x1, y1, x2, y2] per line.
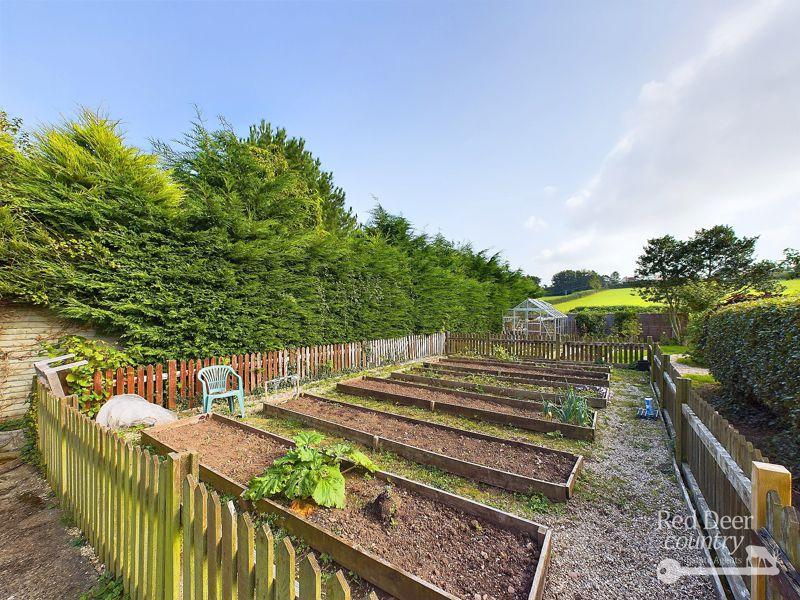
[542, 185, 558, 197]
[540, 0, 800, 279]
[523, 215, 548, 231]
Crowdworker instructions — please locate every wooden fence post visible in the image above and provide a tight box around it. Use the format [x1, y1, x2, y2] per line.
[167, 360, 177, 409]
[751, 461, 793, 600]
[675, 377, 690, 463]
[646, 337, 654, 385]
[659, 354, 671, 402]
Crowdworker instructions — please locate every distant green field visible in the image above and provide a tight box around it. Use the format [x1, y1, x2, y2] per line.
[542, 287, 660, 311]
[541, 278, 800, 312]
[783, 278, 800, 295]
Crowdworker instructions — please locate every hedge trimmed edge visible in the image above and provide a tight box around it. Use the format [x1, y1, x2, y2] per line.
[705, 297, 800, 428]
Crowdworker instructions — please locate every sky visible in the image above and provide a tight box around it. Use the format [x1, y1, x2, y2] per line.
[1, 0, 798, 284]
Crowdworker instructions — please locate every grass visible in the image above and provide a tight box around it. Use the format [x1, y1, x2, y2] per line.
[541, 288, 661, 311]
[659, 344, 688, 355]
[782, 278, 800, 295]
[541, 278, 800, 311]
[684, 373, 717, 385]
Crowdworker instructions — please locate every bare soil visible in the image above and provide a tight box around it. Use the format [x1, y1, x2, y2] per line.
[438, 360, 607, 382]
[342, 378, 547, 419]
[0, 462, 98, 599]
[282, 395, 576, 482]
[445, 357, 608, 377]
[418, 368, 608, 397]
[150, 418, 540, 600]
[152, 418, 287, 483]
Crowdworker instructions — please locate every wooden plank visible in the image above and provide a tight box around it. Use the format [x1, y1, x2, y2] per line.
[299, 554, 321, 600]
[237, 512, 256, 600]
[182, 475, 196, 600]
[164, 453, 183, 600]
[221, 499, 238, 600]
[206, 491, 222, 600]
[326, 571, 350, 600]
[167, 360, 177, 409]
[194, 484, 209, 600]
[255, 524, 274, 600]
[276, 537, 296, 600]
[683, 404, 752, 507]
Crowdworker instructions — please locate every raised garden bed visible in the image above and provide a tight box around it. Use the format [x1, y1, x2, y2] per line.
[337, 377, 597, 441]
[450, 354, 612, 374]
[262, 393, 583, 500]
[392, 371, 608, 409]
[142, 413, 552, 600]
[444, 356, 611, 379]
[418, 364, 609, 396]
[432, 359, 609, 386]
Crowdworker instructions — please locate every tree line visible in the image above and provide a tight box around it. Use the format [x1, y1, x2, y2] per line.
[0, 111, 542, 362]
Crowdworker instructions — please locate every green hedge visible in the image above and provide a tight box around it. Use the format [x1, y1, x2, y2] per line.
[705, 298, 800, 427]
[0, 112, 541, 361]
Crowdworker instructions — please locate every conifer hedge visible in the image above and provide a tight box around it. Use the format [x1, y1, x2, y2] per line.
[705, 297, 800, 427]
[0, 111, 541, 361]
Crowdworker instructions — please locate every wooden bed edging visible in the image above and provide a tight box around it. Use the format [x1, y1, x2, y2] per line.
[421, 363, 599, 391]
[262, 393, 583, 501]
[426, 360, 607, 387]
[142, 413, 552, 600]
[446, 353, 613, 373]
[362, 375, 547, 412]
[337, 378, 597, 442]
[441, 356, 611, 381]
[391, 371, 608, 409]
[418, 364, 608, 396]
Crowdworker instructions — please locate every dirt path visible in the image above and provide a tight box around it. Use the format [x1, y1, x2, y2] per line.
[537, 370, 720, 600]
[0, 461, 98, 599]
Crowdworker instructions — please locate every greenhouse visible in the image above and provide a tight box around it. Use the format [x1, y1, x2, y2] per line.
[502, 298, 568, 338]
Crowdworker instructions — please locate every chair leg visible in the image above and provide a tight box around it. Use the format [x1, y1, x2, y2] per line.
[237, 392, 245, 418]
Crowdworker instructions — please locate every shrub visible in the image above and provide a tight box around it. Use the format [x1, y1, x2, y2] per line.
[611, 310, 642, 338]
[542, 386, 592, 426]
[43, 336, 132, 416]
[244, 431, 376, 508]
[574, 311, 606, 336]
[705, 298, 800, 429]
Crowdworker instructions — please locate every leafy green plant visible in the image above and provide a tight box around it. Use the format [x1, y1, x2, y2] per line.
[542, 385, 592, 427]
[491, 344, 514, 361]
[705, 298, 800, 429]
[80, 572, 127, 600]
[244, 431, 376, 509]
[43, 336, 133, 417]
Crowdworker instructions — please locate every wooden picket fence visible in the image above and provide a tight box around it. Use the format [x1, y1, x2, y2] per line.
[446, 332, 648, 365]
[90, 333, 445, 411]
[651, 346, 799, 599]
[36, 381, 376, 600]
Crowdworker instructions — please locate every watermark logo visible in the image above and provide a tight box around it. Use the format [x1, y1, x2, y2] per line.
[656, 510, 779, 583]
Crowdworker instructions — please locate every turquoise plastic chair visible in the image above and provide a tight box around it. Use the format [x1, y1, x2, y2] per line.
[197, 365, 245, 418]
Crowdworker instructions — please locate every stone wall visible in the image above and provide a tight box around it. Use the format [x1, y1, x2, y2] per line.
[0, 303, 99, 420]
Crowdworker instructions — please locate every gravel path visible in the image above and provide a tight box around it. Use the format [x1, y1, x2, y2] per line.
[536, 370, 720, 600]
[672, 355, 712, 377]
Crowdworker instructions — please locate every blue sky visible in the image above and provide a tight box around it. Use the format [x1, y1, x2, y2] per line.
[2, 1, 797, 283]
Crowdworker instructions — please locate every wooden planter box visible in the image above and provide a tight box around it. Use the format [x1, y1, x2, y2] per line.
[142, 414, 552, 600]
[448, 354, 612, 374]
[391, 371, 608, 409]
[337, 377, 597, 442]
[262, 393, 583, 501]
[426, 360, 608, 387]
[442, 357, 611, 381]
[420, 364, 609, 395]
